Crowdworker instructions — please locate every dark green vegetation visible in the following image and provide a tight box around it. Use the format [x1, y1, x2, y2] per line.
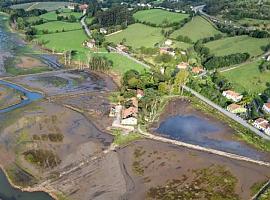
[112, 130, 142, 146]
[132, 147, 146, 175]
[24, 149, 61, 168]
[33, 133, 64, 142]
[147, 165, 239, 200]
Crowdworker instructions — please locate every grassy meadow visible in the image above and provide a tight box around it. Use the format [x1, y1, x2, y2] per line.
[205, 36, 270, 57]
[170, 16, 221, 42]
[35, 29, 88, 57]
[106, 23, 163, 48]
[102, 53, 147, 74]
[39, 10, 82, 21]
[34, 21, 81, 33]
[222, 60, 270, 94]
[133, 9, 189, 26]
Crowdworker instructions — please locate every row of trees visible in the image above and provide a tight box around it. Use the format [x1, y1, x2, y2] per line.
[216, 23, 270, 38]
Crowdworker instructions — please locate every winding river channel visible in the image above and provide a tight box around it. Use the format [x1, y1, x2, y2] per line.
[0, 13, 52, 200]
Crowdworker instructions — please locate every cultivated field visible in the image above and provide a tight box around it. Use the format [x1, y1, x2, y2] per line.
[10, 2, 71, 11]
[170, 16, 221, 42]
[133, 9, 189, 26]
[205, 36, 270, 57]
[34, 21, 81, 34]
[222, 60, 270, 94]
[106, 23, 163, 48]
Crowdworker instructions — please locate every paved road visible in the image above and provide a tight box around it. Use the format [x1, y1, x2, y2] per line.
[183, 85, 270, 140]
[193, 5, 257, 31]
[107, 46, 151, 69]
[80, 15, 91, 37]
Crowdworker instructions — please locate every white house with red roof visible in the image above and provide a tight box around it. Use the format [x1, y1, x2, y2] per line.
[176, 62, 189, 70]
[263, 102, 270, 113]
[253, 118, 269, 132]
[222, 90, 243, 102]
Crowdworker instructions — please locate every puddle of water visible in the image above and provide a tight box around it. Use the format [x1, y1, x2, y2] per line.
[157, 115, 268, 160]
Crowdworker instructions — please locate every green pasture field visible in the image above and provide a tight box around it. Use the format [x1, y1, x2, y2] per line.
[172, 40, 193, 50]
[10, 2, 71, 11]
[222, 60, 270, 94]
[205, 36, 270, 57]
[101, 53, 147, 74]
[133, 9, 189, 26]
[170, 16, 221, 42]
[35, 29, 89, 58]
[39, 10, 82, 21]
[34, 21, 81, 34]
[106, 23, 163, 49]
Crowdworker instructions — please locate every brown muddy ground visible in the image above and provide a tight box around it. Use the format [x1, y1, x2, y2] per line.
[16, 56, 47, 69]
[8, 70, 117, 96]
[0, 101, 113, 178]
[117, 139, 270, 200]
[51, 91, 114, 132]
[0, 85, 22, 109]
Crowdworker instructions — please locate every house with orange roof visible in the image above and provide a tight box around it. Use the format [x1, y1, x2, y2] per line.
[192, 66, 204, 74]
[227, 103, 246, 114]
[222, 90, 243, 102]
[176, 62, 189, 70]
[253, 118, 269, 132]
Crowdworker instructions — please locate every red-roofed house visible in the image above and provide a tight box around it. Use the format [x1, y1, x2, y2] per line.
[79, 4, 89, 10]
[192, 67, 204, 74]
[222, 90, 243, 102]
[227, 103, 246, 114]
[122, 107, 138, 119]
[176, 62, 189, 70]
[136, 89, 144, 99]
[263, 103, 270, 113]
[253, 118, 269, 132]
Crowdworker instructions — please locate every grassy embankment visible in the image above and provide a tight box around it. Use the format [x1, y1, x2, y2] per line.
[205, 35, 270, 57]
[222, 60, 270, 94]
[133, 9, 189, 26]
[170, 16, 221, 42]
[111, 129, 143, 146]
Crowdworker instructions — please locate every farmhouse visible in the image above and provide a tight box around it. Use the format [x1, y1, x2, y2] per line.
[227, 103, 246, 114]
[263, 103, 270, 113]
[100, 28, 107, 34]
[160, 47, 175, 56]
[67, 4, 75, 10]
[116, 44, 128, 52]
[253, 118, 269, 132]
[176, 62, 189, 70]
[164, 39, 173, 46]
[136, 89, 144, 99]
[79, 4, 89, 10]
[222, 90, 243, 102]
[84, 39, 96, 49]
[192, 67, 204, 74]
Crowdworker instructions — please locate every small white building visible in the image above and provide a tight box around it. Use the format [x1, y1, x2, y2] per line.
[164, 39, 173, 46]
[263, 103, 270, 113]
[100, 28, 107, 34]
[68, 5, 75, 10]
[222, 90, 243, 102]
[85, 39, 96, 49]
[121, 117, 138, 126]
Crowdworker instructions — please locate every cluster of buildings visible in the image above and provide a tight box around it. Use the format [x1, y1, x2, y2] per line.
[110, 89, 144, 131]
[176, 62, 204, 74]
[222, 90, 270, 136]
